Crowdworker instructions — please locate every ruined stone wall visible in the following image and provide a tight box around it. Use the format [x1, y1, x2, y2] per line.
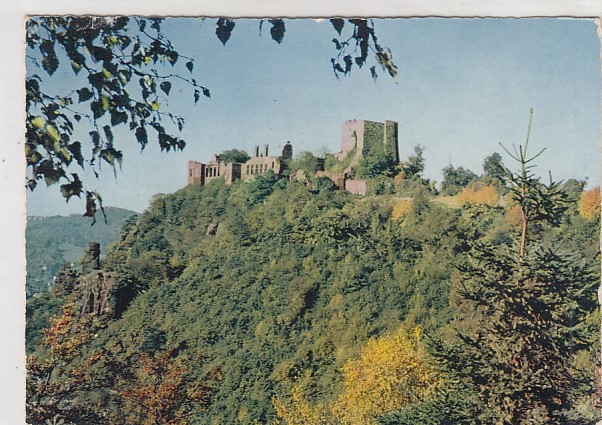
[241, 156, 282, 181]
[338, 120, 366, 160]
[228, 163, 242, 184]
[188, 161, 205, 185]
[203, 161, 223, 185]
[344, 179, 367, 195]
[315, 171, 345, 189]
[384, 120, 400, 163]
[189, 143, 290, 186]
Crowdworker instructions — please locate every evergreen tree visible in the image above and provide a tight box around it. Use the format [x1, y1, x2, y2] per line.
[425, 110, 598, 424]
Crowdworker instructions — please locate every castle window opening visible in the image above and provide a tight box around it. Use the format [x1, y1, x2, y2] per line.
[271, 161, 274, 169]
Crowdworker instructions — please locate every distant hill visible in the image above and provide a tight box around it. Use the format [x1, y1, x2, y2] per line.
[26, 206, 138, 296]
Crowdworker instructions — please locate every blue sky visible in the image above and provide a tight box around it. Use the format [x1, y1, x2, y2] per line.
[26, 18, 601, 216]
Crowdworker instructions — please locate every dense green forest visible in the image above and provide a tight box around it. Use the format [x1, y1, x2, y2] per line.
[26, 150, 600, 424]
[26, 207, 137, 296]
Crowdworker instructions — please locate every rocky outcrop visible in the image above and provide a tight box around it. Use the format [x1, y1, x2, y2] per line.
[51, 241, 118, 318]
[80, 242, 101, 274]
[52, 264, 79, 296]
[78, 270, 116, 317]
[206, 222, 219, 236]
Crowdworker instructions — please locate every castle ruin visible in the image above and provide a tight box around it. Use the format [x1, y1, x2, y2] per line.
[187, 119, 399, 195]
[336, 119, 399, 164]
[188, 141, 293, 186]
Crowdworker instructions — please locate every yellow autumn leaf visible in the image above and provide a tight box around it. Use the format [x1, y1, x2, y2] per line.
[101, 94, 110, 111]
[32, 116, 46, 129]
[579, 187, 600, 220]
[330, 326, 441, 424]
[60, 147, 71, 162]
[46, 125, 60, 143]
[274, 326, 442, 425]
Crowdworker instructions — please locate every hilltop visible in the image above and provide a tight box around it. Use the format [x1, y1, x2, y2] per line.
[25, 165, 601, 424]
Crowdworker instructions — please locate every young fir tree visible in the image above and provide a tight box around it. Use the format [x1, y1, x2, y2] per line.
[396, 110, 598, 424]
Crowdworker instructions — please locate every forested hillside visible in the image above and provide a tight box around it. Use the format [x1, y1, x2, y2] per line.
[25, 162, 601, 424]
[26, 207, 137, 296]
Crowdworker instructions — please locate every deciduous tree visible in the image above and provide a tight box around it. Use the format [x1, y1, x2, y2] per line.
[273, 327, 440, 425]
[116, 350, 214, 425]
[440, 165, 477, 195]
[579, 187, 600, 221]
[25, 17, 397, 218]
[26, 304, 113, 424]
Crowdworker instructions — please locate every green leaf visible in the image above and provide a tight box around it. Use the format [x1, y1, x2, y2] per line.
[269, 19, 285, 44]
[84, 191, 97, 221]
[42, 55, 59, 76]
[135, 126, 148, 150]
[160, 81, 172, 96]
[167, 50, 179, 65]
[91, 46, 112, 62]
[88, 72, 105, 91]
[216, 19, 235, 46]
[343, 55, 352, 74]
[100, 146, 123, 167]
[202, 87, 211, 98]
[91, 101, 104, 119]
[110, 110, 128, 126]
[330, 19, 344, 35]
[370, 66, 377, 81]
[89, 131, 100, 147]
[103, 125, 114, 143]
[186, 61, 194, 73]
[37, 159, 63, 186]
[71, 60, 82, 74]
[77, 88, 93, 102]
[68, 141, 84, 167]
[194, 89, 200, 104]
